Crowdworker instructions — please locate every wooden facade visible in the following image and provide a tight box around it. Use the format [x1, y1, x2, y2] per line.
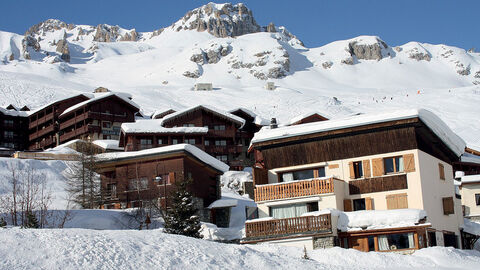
[97, 149, 222, 214]
[121, 106, 253, 170]
[348, 174, 408, 195]
[58, 95, 138, 144]
[28, 94, 90, 150]
[0, 108, 29, 152]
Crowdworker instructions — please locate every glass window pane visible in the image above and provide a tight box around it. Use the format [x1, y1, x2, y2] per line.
[292, 169, 314, 180]
[318, 167, 326, 178]
[396, 157, 404, 172]
[384, 158, 394, 173]
[368, 236, 375, 251]
[282, 172, 294, 182]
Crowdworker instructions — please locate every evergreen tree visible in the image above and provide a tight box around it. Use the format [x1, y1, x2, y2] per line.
[0, 217, 6, 228]
[25, 211, 39, 228]
[163, 177, 202, 238]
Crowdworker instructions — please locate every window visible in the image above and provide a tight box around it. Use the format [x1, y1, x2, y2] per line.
[281, 167, 325, 182]
[270, 202, 312, 219]
[215, 140, 227, 146]
[306, 202, 318, 212]
[378, 232, 415, 251]
[476, 194, 480, 206]
[103, 135, 111, 140]
[214, 125, 226, 131]
[140, 139, 152, 145]
[428, 231, 437, 247]
[216, 155, 228, 162]
[384, 156, 404, 174]
[353, 161, 363, 179]
[204, 140, 210, 146]
[443, 232, 458, 248]
[183, 124, 195, 127]
[4, 119, 13, 127]
[4, 131, 14, 139]
[438, 163, 445, 180]
[442, 197, 454, 215]
[155, 174, 171, 185]
[129, 178, 148, 190]
[172, 138, 179, 144]
[185, 138, 196, 144]
[102, 121, 112, 128]
[368, 236, 375, 252]
[158, 138, 163, 145]
[353, 198, 366, 211]
[107, 184, 117, 198]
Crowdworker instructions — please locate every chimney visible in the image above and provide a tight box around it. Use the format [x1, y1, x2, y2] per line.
[270, 118, 278, 129]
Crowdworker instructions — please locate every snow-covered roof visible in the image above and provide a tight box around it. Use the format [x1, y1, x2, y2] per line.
[461, 152, 480, 165]
[121, 119, 209, 134]
[208, 199, 238, 209]
[151, 108, 176, 119]
[287, 112, 329, 125]
[463, 218, 480, 235]
[228, 107, 257, 119]
[96, 144, 229, 172]
[92, 140, 123, 151]
[28, 94, 93, 115]
[302, 208, 427, 232]
[60, 92, 140, 117]
[461, 174, 480, 184]
[0, 107, 28, 117]
[251, 109, 466, 157]
[160, 105, 245, 128]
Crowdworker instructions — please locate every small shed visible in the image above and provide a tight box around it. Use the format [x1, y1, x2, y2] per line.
[194, 83, 213, 91]
[265, 82, 275, 90]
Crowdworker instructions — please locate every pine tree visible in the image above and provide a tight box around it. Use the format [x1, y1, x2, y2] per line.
[163, 177, 202, 238]
[0, 217, 6, 228]
[25, 211, 39, 228]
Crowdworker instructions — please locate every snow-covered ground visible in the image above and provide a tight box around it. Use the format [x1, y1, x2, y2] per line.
[0, 228, 479, 270]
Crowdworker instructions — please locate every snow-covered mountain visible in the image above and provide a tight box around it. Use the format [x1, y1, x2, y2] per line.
[0, 2, 479, 148]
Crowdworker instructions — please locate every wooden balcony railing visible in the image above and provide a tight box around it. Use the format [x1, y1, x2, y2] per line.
[29, 112, 54, 129]
[254, 177, 334, 202]
[245, 214, 331, 239]
[29, 125, 55, 141]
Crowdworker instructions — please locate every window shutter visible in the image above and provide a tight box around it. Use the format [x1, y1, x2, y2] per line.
[442, 197, 454, 215]
[365, 197, 373, 210]
[372, 158, 384, 177]
[348, 162, 355, 179]
[363, 160, 371, 178]
[253, 167, 269, 185]
[403, 154, 415, 172]
[168, 172, 176, 183]
[344, 199, 353, 212]
[438, 163, 445, 180]
[386, 193, 408, 209]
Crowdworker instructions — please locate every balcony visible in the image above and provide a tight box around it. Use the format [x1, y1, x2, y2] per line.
[244, 214, 332, 240]
[348, 174, 408, 195]
[29, 125, 55, 141]
[29, 112, 54, 129]
[254, 177, 334, 202]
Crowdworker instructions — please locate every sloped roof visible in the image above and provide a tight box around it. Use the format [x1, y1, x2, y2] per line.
[28, 94, 93, 115]
[97, 144, 229, 172]
[160, 105, 245, 128]
[60, 92, 140, 117]
[251, 109, 466, 157]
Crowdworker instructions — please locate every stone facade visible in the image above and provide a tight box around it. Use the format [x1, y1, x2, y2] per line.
[313, 236, 337, 249]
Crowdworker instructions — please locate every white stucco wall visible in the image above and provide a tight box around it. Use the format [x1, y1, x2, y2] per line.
[461, 183, 480, 217]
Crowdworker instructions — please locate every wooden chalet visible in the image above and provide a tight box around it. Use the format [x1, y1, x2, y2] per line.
[96, 144, 228, 221]
[58, 92, 139, 144]
[229, 108, 264, 167]
[120, 105, 248, 170]
[28, 94, 90, 150]
[243, 109, 465, 251]
[0, 107, 29, 153]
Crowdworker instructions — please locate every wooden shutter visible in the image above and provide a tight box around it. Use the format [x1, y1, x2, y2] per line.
[168, 172, 176, 183]
[348, 162, 355, 179]
[438, 163, 445, 180]
[372, 158, 384, 177]
[344, 199, 353, 212]
[365, 197, 373, 210]
[403, 154, 415, 172]
[363, 160, 371, 178]
[386, 193, 408, 209]
[253, 167, 269, 185]
[442, 197, 454, 215]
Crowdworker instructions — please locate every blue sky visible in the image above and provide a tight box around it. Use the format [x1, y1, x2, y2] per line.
[1, 1, 478, 49]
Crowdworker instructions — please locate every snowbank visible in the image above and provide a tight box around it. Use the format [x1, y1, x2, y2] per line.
[0, 228, 479, 269]
[220, 170, 253, 194]
[461, 174, 480, 184]
[92, 139, 123, 151]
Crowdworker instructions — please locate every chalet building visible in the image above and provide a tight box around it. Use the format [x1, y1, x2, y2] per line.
[242, 109, 465, 252]
[28, 94, 91, 150]
[288, 112, 329, 126]
[458, 174, 480, 222]
[95, 144, 229, 221]
[152, 109, 176, 119]
[0, 106, 29, 153]
[58, 92, 139, 144]
[120, 105, 248, 169]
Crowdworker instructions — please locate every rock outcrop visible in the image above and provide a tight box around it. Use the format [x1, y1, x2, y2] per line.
[56, 39, 70, 62]
[347, 37, 388, 61]
[94, 24, 121, 42]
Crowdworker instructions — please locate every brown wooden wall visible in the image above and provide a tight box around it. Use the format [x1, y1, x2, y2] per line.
[260, 126, 418, 169]
[348, 174, 408, 195]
